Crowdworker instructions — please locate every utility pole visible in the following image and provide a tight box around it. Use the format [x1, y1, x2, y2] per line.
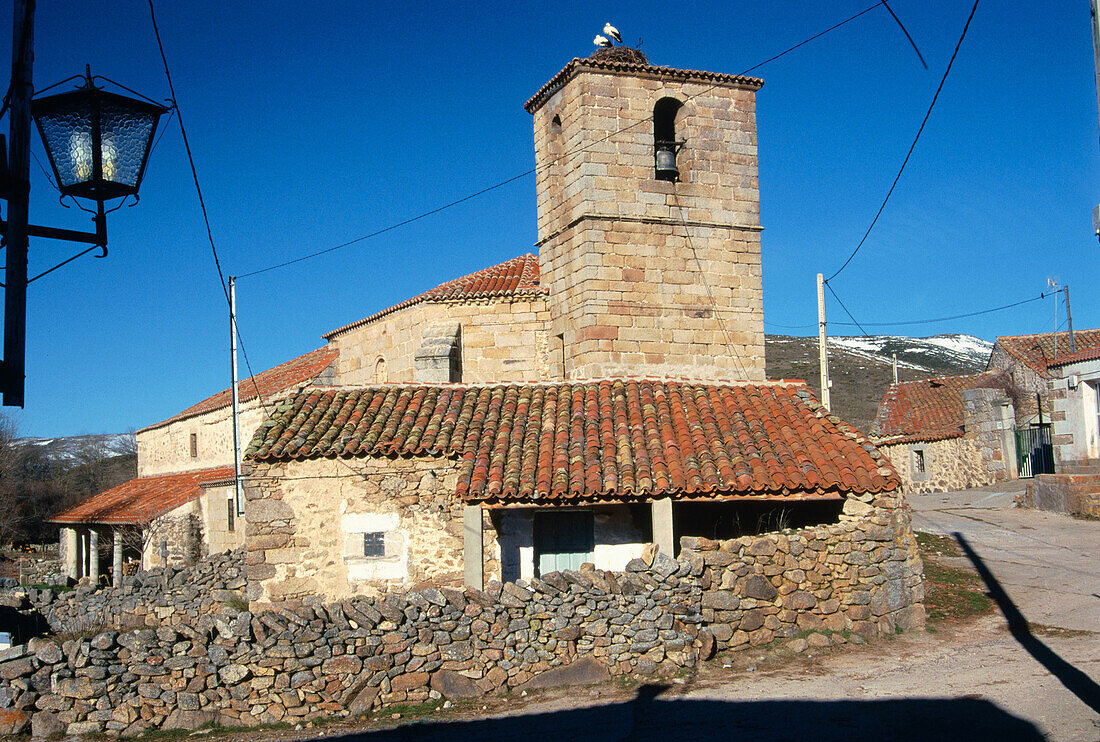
[3, 0, 35, 407]
[229, 277, 244, 518]
[1064, 285, 1076, 353]
[892, 353, 898, 385]
[1092, 0, 1100, 240]
[817, 273, 831, 409]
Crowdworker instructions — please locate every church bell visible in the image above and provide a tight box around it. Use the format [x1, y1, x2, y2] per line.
[655, 143, 679, 182]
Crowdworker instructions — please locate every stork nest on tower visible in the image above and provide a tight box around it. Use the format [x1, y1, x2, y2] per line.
[589, 46, 648, 65]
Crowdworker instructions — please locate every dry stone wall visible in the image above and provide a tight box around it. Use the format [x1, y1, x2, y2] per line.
[2, 551, 247, 637]
[0, 498, 923, 737]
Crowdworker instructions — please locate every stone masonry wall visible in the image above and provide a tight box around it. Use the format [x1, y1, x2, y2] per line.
[0, 498, 923, 737]
[532, 67, 765, 382]
[244, 457, 500, 607]
[327, 298, 553, 386]
[1, 551, 247, 638]
[136, 401, 270, 479]
[880, 438, 992, 495]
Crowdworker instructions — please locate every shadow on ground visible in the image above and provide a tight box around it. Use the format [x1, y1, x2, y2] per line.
[955, 531, 1100, 715]
[322, 688, 1042, 741]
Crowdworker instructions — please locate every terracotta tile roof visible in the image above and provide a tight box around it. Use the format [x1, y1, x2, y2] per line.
[322, 254, 544, 340]
[993, 328, 1100, 376]
[246, 380, 898, 504]
[1045, 343, 1100, 369]
[525, 57, 764, 113]
[871, 372, 1005, 445]
[49, 466, 235, 525]
[139, 347, 338, 433]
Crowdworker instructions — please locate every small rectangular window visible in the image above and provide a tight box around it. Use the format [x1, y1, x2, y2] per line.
[227, 498, 235, 532]
[914, 449, 926, 474]
[363, 532, 385, 557]
[189, 432, 198, 458]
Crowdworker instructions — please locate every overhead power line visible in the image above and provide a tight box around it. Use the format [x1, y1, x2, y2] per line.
[824, 282, 871, 336]
[239, 1, 892, 280]
[825, 0, 981, 283]
[148, 0, 269, 414]
[831, 292, 1048, 328]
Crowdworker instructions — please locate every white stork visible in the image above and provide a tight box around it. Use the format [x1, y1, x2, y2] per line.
[603, 23, 622, 43]
[593, 34, 612, 48]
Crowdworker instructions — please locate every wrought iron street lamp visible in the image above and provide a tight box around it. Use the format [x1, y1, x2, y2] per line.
[1, 1, 168, 406]
[33, 67, 167, 207]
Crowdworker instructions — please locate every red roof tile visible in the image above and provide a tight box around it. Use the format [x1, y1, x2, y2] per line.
[871, 372, 1006, 445]
[322, 254, 544, 340]
[140, 347, 338, 433]
[49, 466, 235, 525]
[1046, 343, 1100, 368]
[525, 57, 764, 113]
[994, 328, 1100, 376]
[247, 380, 898, 504]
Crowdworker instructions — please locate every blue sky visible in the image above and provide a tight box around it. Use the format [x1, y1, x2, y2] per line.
[3, 1, 1098, 437]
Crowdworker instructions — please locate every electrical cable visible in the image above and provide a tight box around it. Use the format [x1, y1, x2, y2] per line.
[148, 0, 230, 306]
[149, 1, 270, 415]
[672, 194, 750, 379]
[238, 1, 890, 280]
[824, 281, 871, 337]
[825, 0, 981, 283]
[830, 292, 1047, 328]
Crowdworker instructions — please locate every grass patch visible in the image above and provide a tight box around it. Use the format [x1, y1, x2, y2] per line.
[914, 531, 962, 557]
[373, 698, 446, 721]
[224, 591, 249, 612]
[920, 556, 994, 624]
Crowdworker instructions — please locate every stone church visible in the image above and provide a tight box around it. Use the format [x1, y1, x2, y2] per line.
[53, 48, 904, 609]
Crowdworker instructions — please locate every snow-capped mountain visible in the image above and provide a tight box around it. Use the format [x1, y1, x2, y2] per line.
[825, 334, 992, 373]
[12, 433, 135, 468]
[765, 333, 993, 433]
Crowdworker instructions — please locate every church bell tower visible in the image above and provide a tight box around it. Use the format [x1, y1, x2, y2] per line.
[527, 48, 765, 381]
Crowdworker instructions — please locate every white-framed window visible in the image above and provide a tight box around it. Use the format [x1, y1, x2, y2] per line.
[341, 512, 407, 581]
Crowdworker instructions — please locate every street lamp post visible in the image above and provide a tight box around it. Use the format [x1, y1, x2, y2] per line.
[1, 1, 167, 406]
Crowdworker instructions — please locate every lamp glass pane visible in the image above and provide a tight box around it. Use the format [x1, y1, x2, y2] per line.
[36, 102, 93, 188]
[98, 100, 158, 189]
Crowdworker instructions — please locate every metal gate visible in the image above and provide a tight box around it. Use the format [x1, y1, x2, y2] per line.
[1015, 424, 1055, 478]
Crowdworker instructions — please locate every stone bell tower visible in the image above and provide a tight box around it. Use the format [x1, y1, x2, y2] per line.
[526, 48, 765, 381]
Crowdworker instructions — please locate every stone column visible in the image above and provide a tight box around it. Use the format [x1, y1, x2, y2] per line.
[463, 504, 483, 590]
[652, 498, 675, 557]
[88, 529, 100, 584]
[112, 529, 124, 587]
[61, 527, 78, 580]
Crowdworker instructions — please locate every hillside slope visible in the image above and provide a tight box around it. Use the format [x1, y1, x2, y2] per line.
[765, 334, 992, 434]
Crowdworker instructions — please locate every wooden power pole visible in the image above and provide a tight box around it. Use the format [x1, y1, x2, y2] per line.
[3, 0, 35, 407]
[817, 273, 831, 410]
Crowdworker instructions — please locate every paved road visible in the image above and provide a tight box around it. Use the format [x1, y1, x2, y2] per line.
[910, 482, 1100, 633]
[281, 485, 1100, 742]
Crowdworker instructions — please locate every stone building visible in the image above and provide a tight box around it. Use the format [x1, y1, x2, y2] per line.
[1022, 345, 1100, 516]
[49, 348, 337, 580]
[871, 372, 1016, 494]
[987, 328, 1100, 425]
[54, 48, 913, 605]
[242, 379, 899, 607]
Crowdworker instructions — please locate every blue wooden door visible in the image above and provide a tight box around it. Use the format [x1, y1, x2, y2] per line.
[534, 511, 594, 576]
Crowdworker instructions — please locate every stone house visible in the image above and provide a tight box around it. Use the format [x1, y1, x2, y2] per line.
[987, 328, 1100, 426]
[48, 348, 337, 581]
[1022, 345, 1100, 516]
[242, 379, 900, 608]
[870, 372, 1016, 494]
